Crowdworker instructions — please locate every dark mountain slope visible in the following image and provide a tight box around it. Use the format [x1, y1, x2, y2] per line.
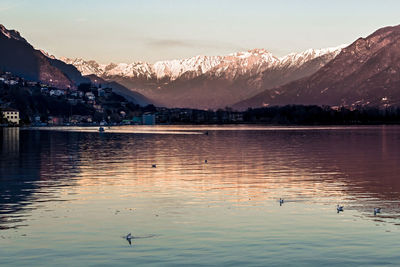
[0, 24, 89, 88]
[234, 25, 400, 110]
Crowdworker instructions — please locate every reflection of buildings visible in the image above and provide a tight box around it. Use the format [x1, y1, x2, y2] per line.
[73, 128, 400, 220]
[1, 127, 19, 156]
[2, 127, 400, 230]
[0, 130, 80, 230]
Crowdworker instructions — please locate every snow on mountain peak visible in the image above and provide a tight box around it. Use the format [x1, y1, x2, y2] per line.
[152, 55, 222, 80]
[61, 57, 106, 76]
[278, 44, 346, 68]
[40, 50, 56, 59]
[61, 45, 345, 81]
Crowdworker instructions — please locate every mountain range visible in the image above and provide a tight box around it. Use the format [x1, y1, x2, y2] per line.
[0, 24, 150, 106]
[234, 24, 400, 110]
[0, 24, 88, 89]
[62, 46, 344, 109]
[1, 23, 400, 110]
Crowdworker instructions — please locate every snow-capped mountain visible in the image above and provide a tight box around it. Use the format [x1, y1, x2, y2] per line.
[62, 45, 345, 109]
[234, 25, 400, 110]
[62, 46, 343, 82]
[278, 46, 346, 68]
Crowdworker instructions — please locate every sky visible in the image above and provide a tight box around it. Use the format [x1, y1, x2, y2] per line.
[1, 0, 399, 63]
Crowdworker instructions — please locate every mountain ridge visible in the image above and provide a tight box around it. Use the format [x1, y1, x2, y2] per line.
[62, 45, 345, 82]
[0, 23, 89, 89]
[62, 45, 344, 109]
[0, 23, 150, 106]
[233, 24, 400, 110]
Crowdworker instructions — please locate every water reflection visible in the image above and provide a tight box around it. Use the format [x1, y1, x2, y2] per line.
[0, 129, 80, 229]
[1, 127, 19, 156]
[2, 126, 400, 266]
[1, 126, 400, 230]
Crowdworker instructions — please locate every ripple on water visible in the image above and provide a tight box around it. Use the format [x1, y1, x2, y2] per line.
[1, 126, 400, 266]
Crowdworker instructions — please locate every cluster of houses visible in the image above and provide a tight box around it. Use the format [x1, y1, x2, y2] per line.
[0, 72, 19, 86]
[0, 73, 159, 126]
[155, 108, 244, 124]
[35, 84, 159, 126]
[1, 71, 246, 127]
[1, 105, 245, 126]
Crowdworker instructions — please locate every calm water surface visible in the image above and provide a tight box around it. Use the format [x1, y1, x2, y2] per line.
[1, 125, 400, 266]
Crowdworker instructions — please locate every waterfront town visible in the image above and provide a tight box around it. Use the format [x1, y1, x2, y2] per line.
[0, 71, 246, 127]
[2, 70, 400, 127]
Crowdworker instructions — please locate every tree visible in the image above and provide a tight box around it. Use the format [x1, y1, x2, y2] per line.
[78, 83, 91, 93]
[0, 110, 7, 124]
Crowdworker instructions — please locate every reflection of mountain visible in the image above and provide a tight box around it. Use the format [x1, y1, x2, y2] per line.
[0, 130, 80, 229]
[1, 127, 400, 229]
[73, 127, 400, 204]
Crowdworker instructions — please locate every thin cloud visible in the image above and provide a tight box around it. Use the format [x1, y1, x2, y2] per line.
[145, 38, 246, 51]
[147, 39, 196, 48]
[0, 0, 22, 12]
[75, 18, 89, 23]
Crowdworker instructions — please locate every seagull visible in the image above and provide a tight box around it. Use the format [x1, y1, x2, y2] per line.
[279, 198, 284, 206]
[152, 164, 156, 168]
[125, 233, 132, 245]
[374, 208, 381, 216]
[337, 205, 344, 213]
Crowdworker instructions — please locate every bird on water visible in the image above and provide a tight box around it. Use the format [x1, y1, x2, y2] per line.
[125, 233, 132, 245]
[374, 208, 381, 215]
[337, 205, 344, 213]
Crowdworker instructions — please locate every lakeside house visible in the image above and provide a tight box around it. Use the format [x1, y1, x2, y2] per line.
[1, 107, 20, 125]
[85, 92, 95, 101]
[142, 113, 156, 125]
[48, 116, 64, 125]
[49, 89, 65, 97]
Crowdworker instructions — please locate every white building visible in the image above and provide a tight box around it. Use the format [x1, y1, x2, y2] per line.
[1, 108, 19, 125]
[85, 92, 95, 100]
[49, 89, 65, 97]
[4, 80, 18, 85]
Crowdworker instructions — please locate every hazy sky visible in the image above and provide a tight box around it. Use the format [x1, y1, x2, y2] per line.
[1, 0, 399, 63]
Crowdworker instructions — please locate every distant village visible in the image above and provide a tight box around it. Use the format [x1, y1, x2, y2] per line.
[2, 70, 400, 127]
[0, 71, 245, 127]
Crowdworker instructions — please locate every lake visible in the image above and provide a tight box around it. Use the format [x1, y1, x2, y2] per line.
[1, 125, 400, 266]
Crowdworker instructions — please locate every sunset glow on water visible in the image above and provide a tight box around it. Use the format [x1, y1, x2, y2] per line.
[1, 126, 400, 266]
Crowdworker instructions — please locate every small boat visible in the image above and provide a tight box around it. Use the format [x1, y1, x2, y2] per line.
[99, 127, 105, 132]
